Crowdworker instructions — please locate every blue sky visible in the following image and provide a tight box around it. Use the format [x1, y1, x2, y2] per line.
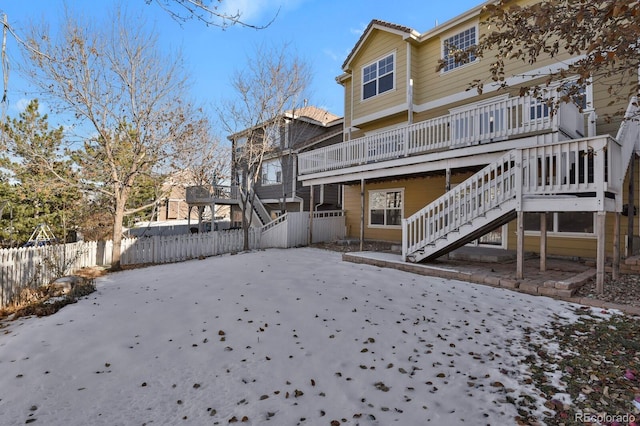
[1, 0, 482, 133]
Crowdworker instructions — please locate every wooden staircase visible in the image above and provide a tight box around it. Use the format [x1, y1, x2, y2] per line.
[402, 98, 640, 263]
[405, 201, 517, 262]
[238, 189, 272, 226]
[403, 150, 519, 263]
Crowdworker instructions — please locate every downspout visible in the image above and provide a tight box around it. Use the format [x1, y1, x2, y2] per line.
[292, 155, 303, 211]
[314, 184, 325, 211]
[349, 71, 354, 141]
[407, 42, 413, 125]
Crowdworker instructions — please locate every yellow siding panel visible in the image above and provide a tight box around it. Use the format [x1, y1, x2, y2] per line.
[505, 158, 639, 260]
[336, 0, 638, 262]
[342, 0, 633, 138]
[343, 172, 474, 243]
[350, 31, 408, 123]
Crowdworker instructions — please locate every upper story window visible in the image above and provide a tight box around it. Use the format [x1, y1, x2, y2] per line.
[362, 53, 395, 100]
[442, 26, 477, 72]
[264, 124, 281, 148]
[559, 80, 589, 111]
[235, 136, 247, 154]
[261, 159, 282, 185]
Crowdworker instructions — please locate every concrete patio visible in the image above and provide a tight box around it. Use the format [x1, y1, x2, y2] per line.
[343, 246, 596, 299]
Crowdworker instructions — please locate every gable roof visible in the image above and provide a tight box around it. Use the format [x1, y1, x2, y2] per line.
[342, 20, 417, 71]
[294, 119, 344, 152]
[340, 2, 490, 74]
[285, 106, 341, 126]
[228, 106, 342, 141]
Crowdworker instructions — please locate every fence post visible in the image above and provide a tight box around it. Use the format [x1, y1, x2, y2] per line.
[402, 218, 407, 261]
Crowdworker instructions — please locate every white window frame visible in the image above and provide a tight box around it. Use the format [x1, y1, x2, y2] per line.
[368, 188, 404, 229]
[263, 124, 281, 148]
[441, 24, 478, 73]
[558, 78, 590, 111]
[361, 52, 396, 101]
[523, 212, 596, 238]
[235, 136, 247, 153]
[261, 159, 282, 186]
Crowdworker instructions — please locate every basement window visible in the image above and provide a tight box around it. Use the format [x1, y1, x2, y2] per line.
[524, 212, 595, 235]
[369, 189, 403, 228]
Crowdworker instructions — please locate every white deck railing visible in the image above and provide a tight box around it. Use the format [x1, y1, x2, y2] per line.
[520, 136, 610, 197]
[212, 184, 239, 200]
[402, 150, 518, 259]
[299, 93, 583, 175]
[186, 185, 240, 204]
[612, 96, 640, 192]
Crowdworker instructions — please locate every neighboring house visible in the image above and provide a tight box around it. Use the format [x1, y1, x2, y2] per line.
[156, 170, 208, 222]
[227, 106, 343, 227]
[134, 170, 231, 236]
[296, 2, 640, 284]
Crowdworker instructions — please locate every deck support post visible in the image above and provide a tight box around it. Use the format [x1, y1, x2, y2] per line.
[360, 179, 365, 251]
[628, 155, 635, 255]
[211, 201, 216, 231]
[199, 206, 205, 233]
[596, 211, 606, 293]
[445, 168, 451, 260]
[445, 168, 451, 192]
[516, 211, 524, 280]
[540, 213, 547, 272]
[613, 212, 620, 280]
[309, 184, 314, 245]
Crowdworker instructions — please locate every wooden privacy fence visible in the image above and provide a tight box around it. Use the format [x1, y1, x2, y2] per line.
[119, 228, 261, 265]
[0, 228, 261, 308]
[0, 213, 346, 308]
[261, 210, 346, 249]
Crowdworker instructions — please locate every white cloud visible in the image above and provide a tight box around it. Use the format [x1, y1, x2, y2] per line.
[322, 48, 338, 62]
[14, 97, 34, 113]
[350, 23, 368, 37]
[10, 98, 51, 117]
[218, 0, 306, 24]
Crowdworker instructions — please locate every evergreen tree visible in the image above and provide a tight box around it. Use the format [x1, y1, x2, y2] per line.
[2, 99, 81, 244]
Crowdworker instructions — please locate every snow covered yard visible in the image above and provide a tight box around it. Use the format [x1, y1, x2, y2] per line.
[0, 247, 592, 425]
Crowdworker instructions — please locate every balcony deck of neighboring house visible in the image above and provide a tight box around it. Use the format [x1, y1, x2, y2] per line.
[185, 185, 241, 206]
[187, 184, 274, 227]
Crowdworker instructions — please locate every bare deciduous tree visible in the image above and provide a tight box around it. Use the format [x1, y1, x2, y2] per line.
[148, 0, 278, 29]
[22, 7, 209, 269]
[219, 43, 311, 250]
[170, 115, 231, 223]
[171, 115, 229, 187]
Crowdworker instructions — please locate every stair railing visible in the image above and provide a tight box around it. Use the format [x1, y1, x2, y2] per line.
[262, 212, 288, 232]
[402, 150, 518, 261]
[612, 97, 640, 193]
[238, 188, 272, 226]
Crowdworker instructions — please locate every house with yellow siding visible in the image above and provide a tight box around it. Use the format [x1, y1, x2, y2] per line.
[297, 1, 640, 287]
